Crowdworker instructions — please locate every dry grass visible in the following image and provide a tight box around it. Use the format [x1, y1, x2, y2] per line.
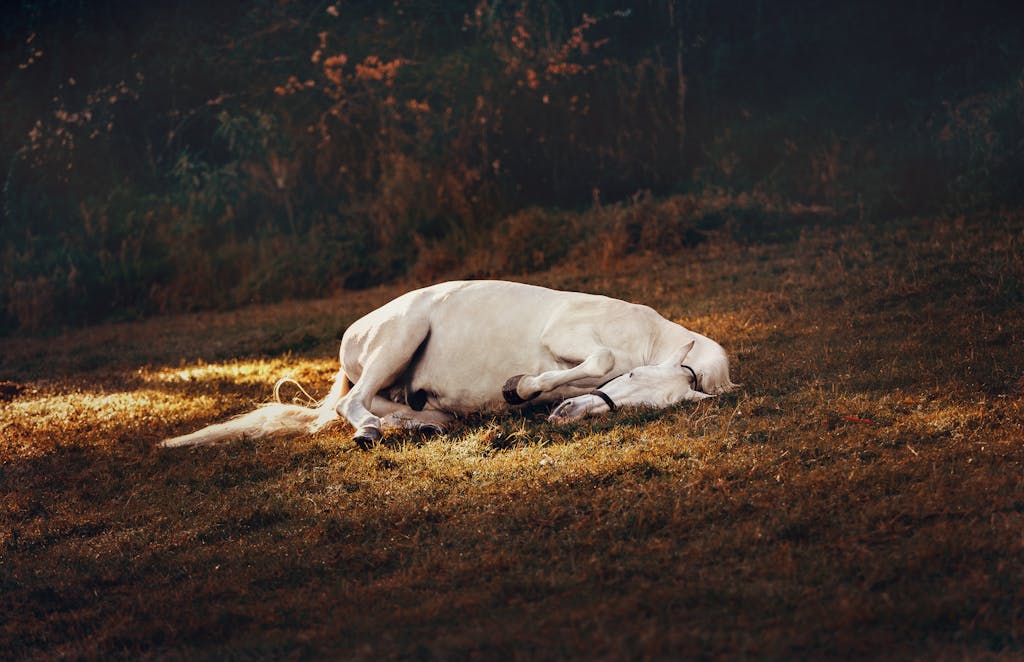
[2, 211, 1023, 659]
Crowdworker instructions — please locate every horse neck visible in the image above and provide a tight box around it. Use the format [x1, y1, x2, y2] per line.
[653, 320, 699, 361]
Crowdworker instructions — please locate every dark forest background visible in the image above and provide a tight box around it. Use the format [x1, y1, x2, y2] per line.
[2, 0, 1022, 332]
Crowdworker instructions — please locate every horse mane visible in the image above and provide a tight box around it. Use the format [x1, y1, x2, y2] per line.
[695, 338, 737, 395]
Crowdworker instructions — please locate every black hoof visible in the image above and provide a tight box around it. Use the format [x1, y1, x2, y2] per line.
[353, 426, 382, 450]
[502, 374, 541, 406]
[419, 424, 444, 436]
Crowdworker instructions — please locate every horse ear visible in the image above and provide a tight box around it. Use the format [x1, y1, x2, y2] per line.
[671, 339, 695, 365]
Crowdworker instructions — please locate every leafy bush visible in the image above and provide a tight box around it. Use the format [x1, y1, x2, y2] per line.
[2, 1, 1021, 331]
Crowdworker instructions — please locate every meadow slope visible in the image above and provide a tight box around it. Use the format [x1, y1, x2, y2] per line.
[2, 211, 1023, 659]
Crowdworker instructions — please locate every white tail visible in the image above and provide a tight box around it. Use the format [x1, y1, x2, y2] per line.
[158, 370, 350, 448]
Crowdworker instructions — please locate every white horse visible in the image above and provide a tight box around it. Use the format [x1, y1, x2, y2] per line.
[159, 280, 735, 448]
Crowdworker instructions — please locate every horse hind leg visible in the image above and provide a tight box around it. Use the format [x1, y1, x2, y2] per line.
[342, 392, 449, 449]
[336, 361, 407, 447]
[336, 319, 431, 448]
[369, 396, 452, 436]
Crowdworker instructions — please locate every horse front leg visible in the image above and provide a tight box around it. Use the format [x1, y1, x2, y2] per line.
[502, 348, 616, 405]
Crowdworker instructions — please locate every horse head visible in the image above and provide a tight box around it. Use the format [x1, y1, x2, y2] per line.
[548, 339, 734, 423]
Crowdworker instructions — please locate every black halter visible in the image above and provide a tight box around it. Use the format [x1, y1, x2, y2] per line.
[589, 388, 618, 412]
[682, 364, 704, 394]
[589, 363, 703, 412]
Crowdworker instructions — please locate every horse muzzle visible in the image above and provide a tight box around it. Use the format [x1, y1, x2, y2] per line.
[548, 392, 615, 423]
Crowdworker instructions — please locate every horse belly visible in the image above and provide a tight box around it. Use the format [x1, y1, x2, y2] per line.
[410, 285, 565, 413]
[409, 330, 552, 413]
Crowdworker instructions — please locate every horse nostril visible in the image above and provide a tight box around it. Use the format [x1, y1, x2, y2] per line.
[553, 401, 574, 418]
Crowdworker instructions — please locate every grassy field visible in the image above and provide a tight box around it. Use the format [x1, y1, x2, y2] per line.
[2, 210, 1023, 659]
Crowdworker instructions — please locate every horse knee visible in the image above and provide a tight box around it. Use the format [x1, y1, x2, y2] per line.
[559, 348, 615, 379]
[591, 349, 615, 375]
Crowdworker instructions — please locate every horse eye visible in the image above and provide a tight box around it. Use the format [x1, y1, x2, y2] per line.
[628, 372, 634, 378]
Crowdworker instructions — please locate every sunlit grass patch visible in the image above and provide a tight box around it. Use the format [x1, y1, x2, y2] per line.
[140, 356, 336, 393]
[1, 389, 197, 457]
[0, 356, 338, 459]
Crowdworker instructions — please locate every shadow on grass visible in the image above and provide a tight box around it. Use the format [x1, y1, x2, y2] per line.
[5, 403, 1023, 660]
[367, 397, 732, 454]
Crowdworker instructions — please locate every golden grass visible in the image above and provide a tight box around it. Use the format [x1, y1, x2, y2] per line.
[2, 211, 1023, 658]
